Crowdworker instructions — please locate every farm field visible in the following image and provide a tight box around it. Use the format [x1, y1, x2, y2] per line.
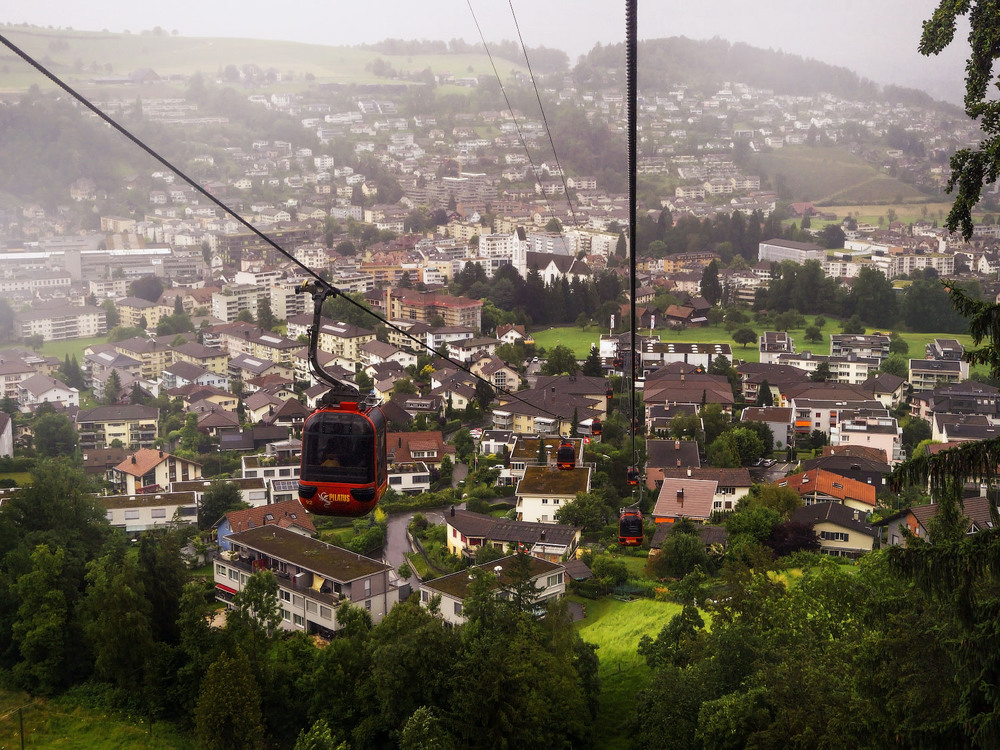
[751, 146, 927, 205]
[532, 320, 976, 366]
[573, 597, 684, 750]
[0, 25, 523, 93]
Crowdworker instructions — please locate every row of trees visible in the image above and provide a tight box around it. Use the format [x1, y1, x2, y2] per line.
[755, 260, 973, 333]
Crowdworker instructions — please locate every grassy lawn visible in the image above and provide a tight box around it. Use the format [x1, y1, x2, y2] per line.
[750, 146, 927, 204]
[0, 25, 525, 93]
[532, 320, 976, 364]
[0, 472, 32, 486]
[574, 597, 684, 750]
[37, 335, 107, 362]
[0, 688, 193, 749]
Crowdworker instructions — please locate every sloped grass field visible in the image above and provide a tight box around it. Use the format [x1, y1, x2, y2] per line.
[752, 146, 927, 204]
[573, 597, 684, 750]
[0, 688, 193, 749]
[0, 25, 524, 92]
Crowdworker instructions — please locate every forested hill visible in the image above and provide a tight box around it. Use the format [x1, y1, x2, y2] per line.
[575, 36, 954, 111]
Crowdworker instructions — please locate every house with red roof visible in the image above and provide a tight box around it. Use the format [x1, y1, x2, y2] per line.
[217, 498, 317, 550]
[651, 477, 718, 523]
[109, 448, 203, 495]
[778, 468, 876, 512]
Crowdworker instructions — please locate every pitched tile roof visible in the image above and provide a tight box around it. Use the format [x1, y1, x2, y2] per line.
[113, 447, 201, 478]
[780, 469, 876, 507]
[223, 498, 316, 535]
[652, 477, 718, 520]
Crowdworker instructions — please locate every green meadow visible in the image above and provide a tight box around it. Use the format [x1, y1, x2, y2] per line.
[574, 597, 685, 750]
[0, 25, 524, 94]
[0, 688, 192, 749]
[751, 146, 927, 205]
[532, 320, 976, 365]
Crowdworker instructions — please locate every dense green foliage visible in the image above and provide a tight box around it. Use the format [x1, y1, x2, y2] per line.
[0, 462, 599, 747]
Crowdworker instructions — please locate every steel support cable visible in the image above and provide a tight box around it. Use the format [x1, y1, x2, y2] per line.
[508, 0, 581, 227]
[465, 0, 562, 225]
[626, 0, 639, 480]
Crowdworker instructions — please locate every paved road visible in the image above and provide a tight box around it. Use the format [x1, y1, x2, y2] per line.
[383, 503, 464, 573]
[452, 461, 469, 488]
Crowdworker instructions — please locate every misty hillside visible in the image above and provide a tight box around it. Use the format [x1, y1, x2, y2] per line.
[575, 36, 958, 112]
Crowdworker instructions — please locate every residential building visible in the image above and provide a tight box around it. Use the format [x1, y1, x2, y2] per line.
[651, 477, 718, 523]
[99, 490, 199, 533]
[216, 498, 317, 551]
[757, 238, 826, 264]
[118, 297, 162, 329]
[444, 507, 582, 562]
[387, 462, 432, 494]
[909, 358, 967, 389]
[791, 502, 875, 558]
[514, 465, 592, 523]
[215, 525, 397, 634]
[15, 305, 106, 341]
[388, 289, 483, 330]
[879, 496, 998, 547]
[778, 469, 877, 512]
[420, 554, 566, 626]
[109, 448, 203, 494]
[75, 404, 159, 450]
[17, 374, 78, 413]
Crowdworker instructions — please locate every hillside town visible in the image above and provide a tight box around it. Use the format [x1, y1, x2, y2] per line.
[3, 18, 1000, 750]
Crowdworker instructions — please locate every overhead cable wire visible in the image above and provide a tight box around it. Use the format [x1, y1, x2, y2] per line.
[465, 0, 563, 226]
[507, 0, 581, 228]
[0, 32, 574, 425]
[626, 0, 639, 477]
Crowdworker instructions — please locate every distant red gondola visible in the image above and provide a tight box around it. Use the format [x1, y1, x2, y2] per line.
[619, 507, 644, 546]
[556, 440, 576, 470]
[626, 466, 641, 485]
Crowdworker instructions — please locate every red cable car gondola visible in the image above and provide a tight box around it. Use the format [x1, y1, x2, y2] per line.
[605, 385, 613, 400]
[591, 418, 602, 437]
[612, 356, 624, 369]
[556, 440, 576, 470]
[619, 507, 644, 546]
[626, 466, 641, 485]
[297, 283, 388, 516]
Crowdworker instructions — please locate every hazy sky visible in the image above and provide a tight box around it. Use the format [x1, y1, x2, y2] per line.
[3, 1, 971, 103]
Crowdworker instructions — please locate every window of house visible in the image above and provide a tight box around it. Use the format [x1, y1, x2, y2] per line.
[364, 579, 371, 595]
[421, 590, 429, 603]
[306, 601, 317, 613]
[454, 602, 463, 616]
[293, 614, 304, 627]
[320, 605, 332, 619]
[124, 510, 139, 520]
[229, 569, 239, 581]
[389, 476, 402, 485]
[542, 498, 548, 504]
[282, 609, 291, 621]
[547, 574, 559, 587]
[106, 510, 114, 520]
[216, 563, 226, 576]
[279, 590, 291, 602]
[240, 574, 248, 585]
[151, 508, 166, 519]
[293, 595, 303, 607]
[365, 600, 371, 610]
